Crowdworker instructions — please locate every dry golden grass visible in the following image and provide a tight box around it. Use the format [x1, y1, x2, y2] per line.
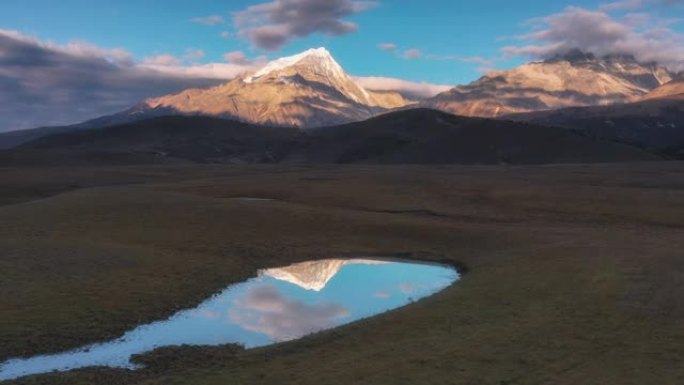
[1, 163, 683, 384]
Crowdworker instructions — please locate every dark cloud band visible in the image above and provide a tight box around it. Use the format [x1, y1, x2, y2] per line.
[0, 31, 240, 132]
[234, 0, 377, 51]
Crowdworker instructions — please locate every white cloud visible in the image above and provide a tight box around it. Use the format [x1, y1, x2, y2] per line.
[139, 49, 265, 79]
[222, 50, 267, 67]
[229, 285, 349, 342]
[191, 15, 225, 26]
[183, 48, 206, 63]
[599, 0, 644, 12]
[354, 76, 451, 98]
[377, 43, 397, 51]
[399, 283, 416, 294]
[403, 48, 423, 59]
[383, 42, 500, 74]
[599, 0, 684, 11]
[0, 30, 134, 66]
[224, 50, 251, 65]
[425, 54, 499, 74]
[142, 54, 181, 66]
[139, 62, 258, 80]
[502, 6, 684, 69]
[0, 30, 262, 132]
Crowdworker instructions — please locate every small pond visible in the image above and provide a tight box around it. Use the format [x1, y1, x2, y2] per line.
[0, 258, 459, 381]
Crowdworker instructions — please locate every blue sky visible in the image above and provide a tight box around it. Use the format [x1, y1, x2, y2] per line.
[2, 0, 680, 85]
[0, 0, 682, 131]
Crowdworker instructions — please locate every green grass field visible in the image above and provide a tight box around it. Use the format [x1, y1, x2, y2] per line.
[1, 163, 683, 384]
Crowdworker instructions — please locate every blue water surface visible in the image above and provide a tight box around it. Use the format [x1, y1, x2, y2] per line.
[0, 259, 458, 381]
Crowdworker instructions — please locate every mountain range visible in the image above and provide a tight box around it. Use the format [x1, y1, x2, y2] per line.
[135, 48, 409, 129]
[0, 47, 682, 163]
[422, 50, 675, 118]
[510, 78, 684, 153]
[0, 48, 409, 149]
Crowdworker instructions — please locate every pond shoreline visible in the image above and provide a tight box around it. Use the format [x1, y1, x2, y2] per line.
[1, 257, 462, 382]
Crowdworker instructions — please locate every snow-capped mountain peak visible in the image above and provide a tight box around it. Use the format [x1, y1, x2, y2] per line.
[242, 47, 373, 105]
[421, 50, 675, 118]
[244, 47, 345, 84]
[134, 47, 409, 128]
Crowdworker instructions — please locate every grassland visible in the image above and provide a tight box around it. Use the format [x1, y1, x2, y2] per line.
[1, 163, 683, 384]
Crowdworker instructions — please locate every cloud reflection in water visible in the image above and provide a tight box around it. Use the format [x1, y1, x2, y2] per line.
[0, 258, 458, 381]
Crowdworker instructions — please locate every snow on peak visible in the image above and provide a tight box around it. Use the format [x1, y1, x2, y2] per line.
[259, 259, 388, 291]
[244, 47, 344, 83]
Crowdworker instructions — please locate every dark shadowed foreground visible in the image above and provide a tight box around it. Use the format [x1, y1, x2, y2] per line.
[3, 109, 659, 165]
[1, 163, 683, 384]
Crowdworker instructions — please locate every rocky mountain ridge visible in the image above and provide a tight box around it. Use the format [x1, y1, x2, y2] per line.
[137, 48, 410, 128]
[421, 50, 675, 117]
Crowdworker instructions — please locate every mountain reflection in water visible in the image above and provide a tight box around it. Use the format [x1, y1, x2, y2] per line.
[0, 259, 459, 381]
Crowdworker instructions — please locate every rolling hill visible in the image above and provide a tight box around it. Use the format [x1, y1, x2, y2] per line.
[13, 109, 659, 165]
[509, 95, 684, 154]
[17, 116, 304, 165]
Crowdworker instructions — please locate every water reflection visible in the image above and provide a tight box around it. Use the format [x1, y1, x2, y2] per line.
[261, 259, 387, 291]
[0, 259, 458, 381]
[228, 285, 349, 341]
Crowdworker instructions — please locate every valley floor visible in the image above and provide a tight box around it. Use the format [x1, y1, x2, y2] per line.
[1, 163, 683, 384]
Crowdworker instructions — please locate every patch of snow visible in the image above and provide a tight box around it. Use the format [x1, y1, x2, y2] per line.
[241, 47, 373, 105]
[244, 47, 341, 83]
